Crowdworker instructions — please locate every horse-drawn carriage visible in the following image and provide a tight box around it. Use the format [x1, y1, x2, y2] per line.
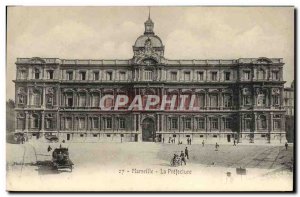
[52, 147, 74, 171]
[170, 154, 181, 167]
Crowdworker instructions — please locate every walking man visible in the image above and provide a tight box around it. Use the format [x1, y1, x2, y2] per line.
[47, 145, 52, 152]
[180, 151, 186, 165]
[233, 139, 236, 146]
[285, 142, 288, 150]
[202, 140, 205, 147]
[162, 137, 165, 143]
[185, 147, 189, 160]
[215, 143, 219, 151]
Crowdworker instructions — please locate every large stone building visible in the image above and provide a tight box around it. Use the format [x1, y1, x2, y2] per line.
[13, 15, 287, 143]
[284, 81, 295, 142]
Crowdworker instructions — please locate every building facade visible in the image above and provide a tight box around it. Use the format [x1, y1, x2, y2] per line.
[13, 16, 287, 143]
[284, 81, 295, 142]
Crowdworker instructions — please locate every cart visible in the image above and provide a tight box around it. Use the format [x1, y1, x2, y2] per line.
[52, 147, 74, 172]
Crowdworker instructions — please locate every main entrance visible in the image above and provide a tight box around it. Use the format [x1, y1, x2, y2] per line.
[142, 118, 155, 142]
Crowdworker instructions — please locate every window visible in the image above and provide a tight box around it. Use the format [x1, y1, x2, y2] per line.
[198, 118, 205, 129]
[79, 94, 86, 107]
[243, 71, 251, 80]
[106, 118, 112, 129]
[144, 70, 153, 81]
[257, 93, 266, 106]
[93, 134, 98, 137]
[185, 118, 191, 129]
[18, 95, 25, 104]
[80, 134, 84, 137]
[19, 70, 26, 79]
[211, 72, 217, 81]
[34, 69, 40, 79]
[198, 94, 205, 108]
[245, 119, 251, 129]
[92, 94, 100, 107]
[46, 119, 52, 129]
[47, 70, 54, 79]
[93, 71, 99, 80]
[65, 118, 72, 129]
[273, 95, 280, 105]
[197, 71, 204, 81]
[171, 118, 178, 129]
[272, 71, 279, 80]
[106, 71, 113, 81]
[92, 117, 99, 129]
[33, 93, 41, 106]
[47, 96, 53, 105]
[67, 96, 73, 107]
[274, 120, 281, 129]
[32, 115, 39, 129]
[225, 118, 231, 129]
[171, 72, 177, 81]
[258, 69, 265, 80]
[80, 71, 86, 80]
[258, 115, 267, 129]
[67, 71, 73, 80]
[224, 94, 232, 107]
[184, 72, 191, 81]
[210, 94, 218, 107]
[79, 118, 85, 130]
[119, 72, 126, 81]
[244, 96, 251, 105]
[211, 118, 218, 129]
[119, 118, 125, 129]
[225, 72, 231, 81]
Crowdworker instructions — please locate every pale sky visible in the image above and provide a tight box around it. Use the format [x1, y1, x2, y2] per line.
[6, 6, 294, 100]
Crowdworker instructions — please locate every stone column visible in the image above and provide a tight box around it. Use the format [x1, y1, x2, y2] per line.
[41, 111, 45, 132]
[43, 86, 46, 108]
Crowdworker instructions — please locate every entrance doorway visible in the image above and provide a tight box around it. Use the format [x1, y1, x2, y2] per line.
[142, 118, 155, 142]
[67, 134, 70, 141]
[227, 134, 231, 142]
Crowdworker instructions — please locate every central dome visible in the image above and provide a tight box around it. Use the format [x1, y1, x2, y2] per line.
[134, 35, 163, 48]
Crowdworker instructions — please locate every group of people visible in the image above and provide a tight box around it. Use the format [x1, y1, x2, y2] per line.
[172, 147, 189, 166]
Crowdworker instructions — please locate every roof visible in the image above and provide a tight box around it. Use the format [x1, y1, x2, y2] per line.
[134, 34, 163, 48]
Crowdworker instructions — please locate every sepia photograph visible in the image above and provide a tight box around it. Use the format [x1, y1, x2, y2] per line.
[6, 6, 295, 191]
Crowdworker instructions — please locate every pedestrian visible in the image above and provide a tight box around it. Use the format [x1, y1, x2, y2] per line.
[162, 137, 165, 143]
[185, 147, 189, 159]
[47, 145, 52, 152]
[202, 140, 205, 147]
[190, 138, 192, 145]
[233, 139, 236, 146]
[285, 142, 288, 150]
[215, 142, 219, 151]
[168, 137, 171, 143]
[180, 151, 186, 165]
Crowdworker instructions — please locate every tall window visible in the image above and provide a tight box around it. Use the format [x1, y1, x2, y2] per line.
[92, 117, 99, 129]
[211, 118, 218, 129]
[272, 71, 279, 80]
[257, 92, 266, 106]
[198, 118, 205, 129]
[245, 119, 251, 129]
[79, 118, 85, 130]
[171, 72, 177, 81]
[106, 71, 113, 81]
[93, 71, 99, 80]
[273, 95, 280, 105]
[80, 71, 86, 80]
[92, 93, 100, 107]
[210, 94, 218, 107]
[33, 93, 41, 106]
[258, 115, 267, 129]
[185, 118, 192, 129]
[224, 94, 232, 107]
[184, 72, 191, 81]
[67, 71, 73, 80]
[32, 114, 39, 129]
[19, 70, 26, 79]
[106, 118, 112, 129]
[66, 95, 73, 107]
[34, 69, 40, 79]
[224, 118, 231, 129]
[79, 94, 86, 107]
[119, 72, 126, 81]
[46, 119, 52, 129]
[18, 94, 25, 104]
[274, 119, 281, 129]
[243, 71, 251, 80]
[119, 118, 125, 129]
[47, 70, 54, 79]
[198, 94, 205, 108]
[144, 70, 153, 81]
[171, 118, 178, 129]
[211, 72, 217, 81]
[244, 95, 251, 105]
[197, 71, 204, 81]
[225, 72, 231, 81]
[258, 69, 265, 80]
[65, 118, 72, 129]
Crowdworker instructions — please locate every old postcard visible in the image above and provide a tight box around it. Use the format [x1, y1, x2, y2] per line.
[6, 6, 294, 191]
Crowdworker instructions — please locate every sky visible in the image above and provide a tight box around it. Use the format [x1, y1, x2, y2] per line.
[6, 6, 294, 100]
